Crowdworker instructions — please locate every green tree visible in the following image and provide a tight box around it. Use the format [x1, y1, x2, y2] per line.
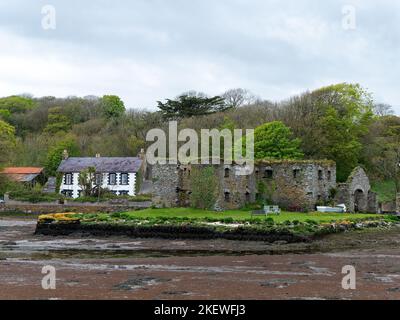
[318, 107, 364, 182]
[0, 96, 35, 113]
[313, 83, 374, 181]
[0, 120, 16, 165]
[101, 95, 126, 118]
[253, 121, 304, 160]
[78, 166, 97, 197]
[44, 107, 72, 134]
[365, 116, 400, 193]
[190, 167, 219, 210]
[282, 83, 374, 181]
[0, 109, 11, 121]
[157, 94, 229, 120]
[45, 137, 79, 176]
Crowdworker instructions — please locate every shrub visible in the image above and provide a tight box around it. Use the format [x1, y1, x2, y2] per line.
[9, 190, 63, 203]
[264, 217, 275, 225]
[190, 167, 219, 210]
[222, 217, 234, 224]
[72, 194, 152, 203]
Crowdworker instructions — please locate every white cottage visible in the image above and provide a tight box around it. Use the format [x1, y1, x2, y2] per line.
[57, 156, 143, 198]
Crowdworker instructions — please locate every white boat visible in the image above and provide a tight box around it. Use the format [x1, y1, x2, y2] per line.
[317, 206, 345, 213]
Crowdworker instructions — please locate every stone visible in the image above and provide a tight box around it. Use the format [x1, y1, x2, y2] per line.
[151, 161, 379, 213]
[151, 159, 337, 211]
[335, 167, 378, 213]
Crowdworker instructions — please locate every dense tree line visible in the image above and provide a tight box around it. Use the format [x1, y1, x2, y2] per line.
[0, 84, 399, 199]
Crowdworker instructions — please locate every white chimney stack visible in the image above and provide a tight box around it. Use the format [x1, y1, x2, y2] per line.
[63, 149, 69, 160]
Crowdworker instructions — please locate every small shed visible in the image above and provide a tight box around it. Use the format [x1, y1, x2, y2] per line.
[0, 167, 45, 187]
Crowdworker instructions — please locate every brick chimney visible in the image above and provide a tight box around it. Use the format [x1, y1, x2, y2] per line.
[138, 148, 145, 160]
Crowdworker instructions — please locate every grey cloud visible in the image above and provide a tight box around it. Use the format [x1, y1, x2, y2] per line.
[0, 0, 399, 113]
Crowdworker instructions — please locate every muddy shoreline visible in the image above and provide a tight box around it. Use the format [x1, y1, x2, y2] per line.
[2, 215, 400, 300]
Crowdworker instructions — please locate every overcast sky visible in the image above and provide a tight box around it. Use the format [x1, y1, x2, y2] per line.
[0, 0, 399, 113]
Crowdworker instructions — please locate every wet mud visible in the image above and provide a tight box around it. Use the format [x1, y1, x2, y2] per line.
[1, 215, 400, 300]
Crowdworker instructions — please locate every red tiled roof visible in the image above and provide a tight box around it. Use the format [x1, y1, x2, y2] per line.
[1, 167, 44, 174]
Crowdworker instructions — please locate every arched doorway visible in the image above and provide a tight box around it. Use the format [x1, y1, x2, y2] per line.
[354, 189, 367, 213]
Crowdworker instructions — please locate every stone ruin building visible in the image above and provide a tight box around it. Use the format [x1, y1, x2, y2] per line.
[254, 160, 337, 212]
[335, 167, 379, 213]
[151, 160, 379, 212]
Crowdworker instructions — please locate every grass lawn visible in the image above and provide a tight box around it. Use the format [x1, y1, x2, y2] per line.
[123, 208, 383, 223]
[40, 208, 393, 241]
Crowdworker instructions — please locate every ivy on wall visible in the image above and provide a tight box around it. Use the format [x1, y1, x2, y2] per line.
[189, 166, 219, 210]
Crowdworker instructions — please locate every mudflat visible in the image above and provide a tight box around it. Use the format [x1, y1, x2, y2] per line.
[1, 215, 400, 300]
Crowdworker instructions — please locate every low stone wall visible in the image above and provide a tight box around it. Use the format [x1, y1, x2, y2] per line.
[0, 200, 151, 215]
[381, 201, 397, 214]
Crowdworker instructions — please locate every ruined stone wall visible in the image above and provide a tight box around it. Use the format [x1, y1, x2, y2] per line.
[381, 201, 396, 213]
[347, 167, 371, 212]
[335, 167, 378, 213]
[215, 165, 256, 210]
[176, 164, 255, 210]
[397, 193, 400, 214]
[151, 163, 179, 208]
[151, 160, 337, 211]
[368, 192, 379, 213]
[255, 161, 336, 211]
[336, 183, 350, 206]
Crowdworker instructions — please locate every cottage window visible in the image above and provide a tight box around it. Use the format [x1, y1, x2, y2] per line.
[119, 191, 129, 196]
[120, 173, 129, 185]
[65, 173, 73, 185]
[95, 173, 103, 186]
[318, 170, 323, 180]
[293, 169, 300, 179]
[245, 192, 251, 203]
[327, 171, 332, 181]
[109, 173, 117, 185]
[264, 169, 273, 179]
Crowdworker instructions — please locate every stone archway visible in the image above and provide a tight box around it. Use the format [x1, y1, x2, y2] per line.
[354, 189, 367, 213]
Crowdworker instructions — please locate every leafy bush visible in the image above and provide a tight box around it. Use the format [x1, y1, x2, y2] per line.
[305, 219, 319, 225]
[384, 215, 400, 222]
[190, 167, 218, 210]
[72, 194, 152, 203]
[222, 217, 234, 224]
[9, 190, 63, 203]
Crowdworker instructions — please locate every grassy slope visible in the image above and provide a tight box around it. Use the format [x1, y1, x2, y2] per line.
[371, 180, 397, 203]
[121, 208, 382, 223]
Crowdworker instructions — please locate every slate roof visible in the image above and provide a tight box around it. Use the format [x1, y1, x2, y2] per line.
[57, 157, 143, 173]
